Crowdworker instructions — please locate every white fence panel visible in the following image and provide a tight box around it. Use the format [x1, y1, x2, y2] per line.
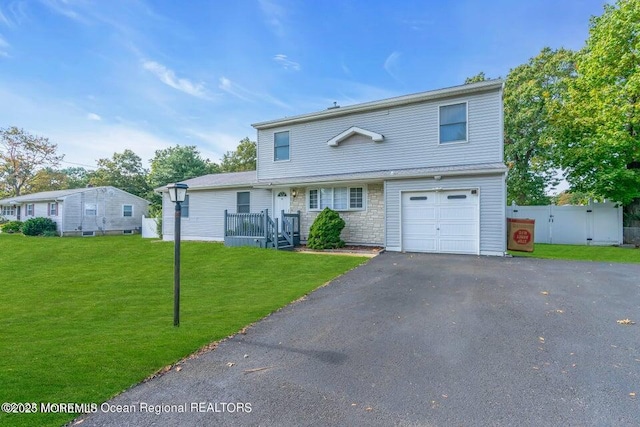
[141, 215, 159, 238]
[507, 201, 623, 245]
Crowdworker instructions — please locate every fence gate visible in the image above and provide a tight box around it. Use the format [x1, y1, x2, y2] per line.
[506, 201, 623, 245]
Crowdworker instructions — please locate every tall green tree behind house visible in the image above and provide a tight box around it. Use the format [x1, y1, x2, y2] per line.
[504, 47, 576, 205]
[89, 149, 150, 198]
[552, 0, 640, 221]
[0, 127, 64, 197]
[148, 145, 213, 189]
[219, 137, 256, 172]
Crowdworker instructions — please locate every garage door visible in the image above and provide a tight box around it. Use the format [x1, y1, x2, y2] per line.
[401, 189, 479, 254]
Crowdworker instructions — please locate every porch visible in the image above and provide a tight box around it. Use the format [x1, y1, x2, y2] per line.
[224, 209, 300, 250]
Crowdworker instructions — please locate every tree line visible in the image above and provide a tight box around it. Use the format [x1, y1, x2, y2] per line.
[467, 0, 639, 224]
[0, 127, 256, 214]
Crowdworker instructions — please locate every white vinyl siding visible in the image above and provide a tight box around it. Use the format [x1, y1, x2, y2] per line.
[385, 174, 506, 255]
[163, 188, 272, 241]
[308, 186, 365, 211]
[256, 88, 503, 181]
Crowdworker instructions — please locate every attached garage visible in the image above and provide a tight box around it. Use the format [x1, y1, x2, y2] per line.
[401, 189, 479, 254]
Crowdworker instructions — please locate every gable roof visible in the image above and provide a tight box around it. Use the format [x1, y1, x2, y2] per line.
[0, 186, 148, 205]
[155, 171, 257, 192]
[252, 79, 504, 130]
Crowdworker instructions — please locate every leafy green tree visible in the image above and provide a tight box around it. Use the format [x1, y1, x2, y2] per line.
[148, 145, 212, 189]
[219, 137, 256, 172]
[29, 167, 68, 192]
[61, 167, 90, 189]
[0, 127, 64, 196]
[552, 0, 640, 208]
[89, 149, 149, 198]
[504, 47, 576, 205]
[464, 72, 487, 84]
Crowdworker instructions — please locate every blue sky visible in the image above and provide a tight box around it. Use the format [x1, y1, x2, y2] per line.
[0, 0, 609, 170]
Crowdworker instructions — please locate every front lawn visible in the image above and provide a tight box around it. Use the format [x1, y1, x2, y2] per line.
[508, 243, 640, 263]
[0, 234, 367, 427]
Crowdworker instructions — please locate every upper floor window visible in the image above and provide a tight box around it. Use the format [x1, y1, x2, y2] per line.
[26, 204, 34, 216]
[439, 102, 467, 143]
[308, 187, 365, 211]
[274, 131, 290, 161]
[122, 205, 133, 217]
[237, 191, 250, 213]
[85, 203, 97, 216]
[49, 202, 58, 216]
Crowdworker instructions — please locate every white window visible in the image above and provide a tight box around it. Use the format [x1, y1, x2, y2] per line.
[180, 195, 189, 218]
[122, 205, 133, 217]
[49, 202, 58, 216]
[26, 204, 34, 216]
[1, 206, 16, 216]
[85, 203, 97, 216]
[308, 187, 365, 211]
[439, 102, 467, 143]
[274, 131, 290, 161]
[237, 192, 250, 213]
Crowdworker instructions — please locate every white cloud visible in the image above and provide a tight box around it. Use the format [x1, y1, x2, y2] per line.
[39, 0, 89, 24]
[0, 9, 11, 26]
[258, 0, 287, 38]
[273, 54, 300, 71]
[383, 51, 402, 82]
[219, 76, 289, 109]
[86, 112, 101, 121]
[142, 60, 210, 99]
[0, 34, 9, 57]
[182, 129, 246, 161]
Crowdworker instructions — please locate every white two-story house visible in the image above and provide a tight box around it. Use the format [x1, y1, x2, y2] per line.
[160, 79, 508, 255]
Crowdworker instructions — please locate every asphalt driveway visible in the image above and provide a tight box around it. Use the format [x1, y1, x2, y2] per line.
[76, 252, 640, 426]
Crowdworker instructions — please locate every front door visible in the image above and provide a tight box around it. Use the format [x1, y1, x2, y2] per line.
[273, 189, 291, 225]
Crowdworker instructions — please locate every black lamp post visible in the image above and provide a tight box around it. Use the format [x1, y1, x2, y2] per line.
[167, 182, 188, 327]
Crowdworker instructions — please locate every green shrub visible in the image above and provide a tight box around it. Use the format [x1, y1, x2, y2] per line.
[1, 220, 23, 233]
[307, 207, 345, 249]
[22, 217, 58, 236]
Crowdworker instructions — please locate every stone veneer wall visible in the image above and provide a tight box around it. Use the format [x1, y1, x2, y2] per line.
[290, 183, 384, 246]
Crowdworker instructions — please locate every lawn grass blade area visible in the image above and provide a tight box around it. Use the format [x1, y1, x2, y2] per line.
[0, 235, 367, 427]
[508, 243, 640, 263]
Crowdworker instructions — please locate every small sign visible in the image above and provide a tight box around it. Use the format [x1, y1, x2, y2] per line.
[507, 218, 535, 252]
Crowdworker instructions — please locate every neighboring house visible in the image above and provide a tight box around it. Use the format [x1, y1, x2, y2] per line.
[0, 186, 149, 236]
[160, 79, 508, 255]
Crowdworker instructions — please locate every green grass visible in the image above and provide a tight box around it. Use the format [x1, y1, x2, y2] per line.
[508, 243, 640, 263]
[0, 234, 367, 427]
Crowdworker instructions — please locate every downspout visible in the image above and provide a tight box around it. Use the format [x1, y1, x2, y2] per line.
[56, 198, 64, 236]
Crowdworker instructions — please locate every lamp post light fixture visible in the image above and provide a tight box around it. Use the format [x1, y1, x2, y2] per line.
[167, 182, 188, 327]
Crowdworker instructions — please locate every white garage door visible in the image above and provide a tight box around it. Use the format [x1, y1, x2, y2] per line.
[401, 189, 479, 254]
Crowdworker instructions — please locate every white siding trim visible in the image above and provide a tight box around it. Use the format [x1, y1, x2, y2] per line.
[327, 126, 384, 146]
